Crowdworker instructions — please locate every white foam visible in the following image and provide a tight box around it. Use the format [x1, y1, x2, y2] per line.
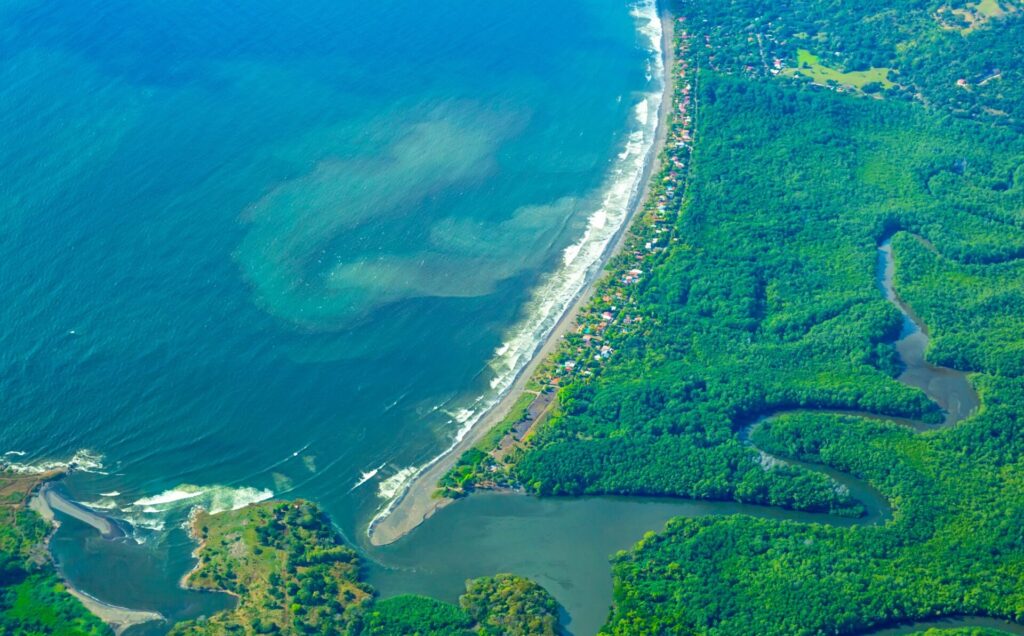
[350, 463, 386, 492]
[377, 467, 417, 500]
[1, 449, 105, 475]
[100, 491, 120, 497]
[369, 0, 665, 535]
[129, 517, 166, 532]
[205, 485, 273, 514]
[111, 484, 273, 541]
[133, 488, 204, 507]
[81, 497, 120, 511]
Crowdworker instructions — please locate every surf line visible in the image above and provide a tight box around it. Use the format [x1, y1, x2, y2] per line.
[366, 0, 670, 545]
[349, 463, 386, 493]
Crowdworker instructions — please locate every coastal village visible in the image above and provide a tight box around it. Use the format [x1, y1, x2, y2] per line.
[434, 0, 1024, 502]
[544, 21, 694, 390]
[437, 18, 697, 498]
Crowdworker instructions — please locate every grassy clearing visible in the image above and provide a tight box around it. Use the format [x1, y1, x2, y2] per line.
[784, 49, 895, 91]
[172, 500, 370, 635]
[938, 0, 1018, 32]
[976, 0, 1008, 17]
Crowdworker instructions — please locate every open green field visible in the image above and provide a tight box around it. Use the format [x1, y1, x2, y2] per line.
[784, 49, 895, 90]
[976, 0, 1008, 17]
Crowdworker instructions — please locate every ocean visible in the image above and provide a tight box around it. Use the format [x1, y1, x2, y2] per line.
[1, 0, 662, 631]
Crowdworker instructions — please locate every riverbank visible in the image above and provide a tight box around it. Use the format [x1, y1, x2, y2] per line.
[878, 235, 979, 424]
[64, 588, 163, 636]
[16, 471, 165, 635]
[367, 5, 676, 548]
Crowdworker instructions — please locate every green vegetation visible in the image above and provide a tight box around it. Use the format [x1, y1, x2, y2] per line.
[436, 391, 541, 499]
[686, 0, 1024, 129]
[11, 1, 1023, 635]
[171, 500, 372, 635]
[467, 0, 1024, 632]
[1, 577, 108, 636]
[783, 48, 895, 92]
[893, 233, 1024, 375]
[437, 448, 501, 499]
[460, 575, 560, 636]
[426, 0, 1024, 633]
[511, 70, 991, 513]
[185, 2, 1022, 634]
[0, 471, 110, 636]
[360, 595, 474, 635]
[170, 500, 561, 635]
[912, 629, 1015, 636]
[602, 393, 1024, 633]
[937, 0, 1018, 33]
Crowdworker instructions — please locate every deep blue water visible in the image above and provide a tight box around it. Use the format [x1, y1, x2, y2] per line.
[1, 0, 659, 626]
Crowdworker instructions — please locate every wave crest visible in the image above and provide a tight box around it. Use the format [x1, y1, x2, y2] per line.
[1, 449, 106, 475]
[370, 0, 665, 528]
[100, 484, 275, 540]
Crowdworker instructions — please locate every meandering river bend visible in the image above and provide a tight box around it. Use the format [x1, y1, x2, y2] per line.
[49, 233, 1011, 635]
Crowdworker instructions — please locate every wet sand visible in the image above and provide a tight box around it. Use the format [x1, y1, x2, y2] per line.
[38, 482, 125, 540]
[30, 481, 164, 634]
[65, 588, 164, 636]
[367, 7, 677, 547]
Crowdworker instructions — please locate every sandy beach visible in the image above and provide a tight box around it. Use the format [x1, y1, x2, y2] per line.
[29, 480, 165, 634]
[65, 588, 164, 636]
[38, 482, 125, 539]
[368, 6, 677, 547]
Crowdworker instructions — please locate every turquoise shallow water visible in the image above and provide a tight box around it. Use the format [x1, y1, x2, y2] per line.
[1, 0, 661, 628]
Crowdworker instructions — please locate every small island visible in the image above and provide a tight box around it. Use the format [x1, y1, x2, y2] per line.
[172, 499, 561, 635]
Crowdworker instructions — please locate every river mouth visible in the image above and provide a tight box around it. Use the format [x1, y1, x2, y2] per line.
[47, 513, 236, 633]
[37, 227, 990, 635]
[362, 491, 879, 636]
[364, 230, 995, 634]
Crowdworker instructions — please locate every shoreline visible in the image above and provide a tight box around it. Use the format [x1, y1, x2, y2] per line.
[179, 506, 243, 604]
[367, 4, 677, 547]
[27, 475, 165, 635]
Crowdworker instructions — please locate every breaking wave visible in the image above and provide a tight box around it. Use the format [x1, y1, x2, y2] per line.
[369, 0, 665, 530]
[100, 484, 274, 539]
[377, 467, 417, 500]
[0, 449, 106, 475]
